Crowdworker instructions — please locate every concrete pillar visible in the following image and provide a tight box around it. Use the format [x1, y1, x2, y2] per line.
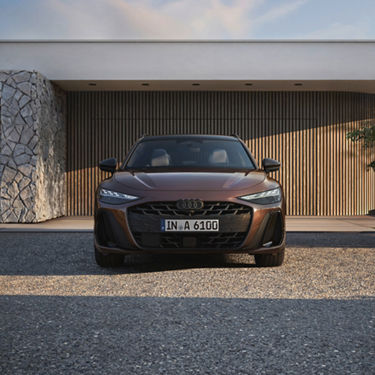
[0, 71, 66, 223]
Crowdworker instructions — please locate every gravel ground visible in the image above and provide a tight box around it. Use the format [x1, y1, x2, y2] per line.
[0, 232, 374, 374]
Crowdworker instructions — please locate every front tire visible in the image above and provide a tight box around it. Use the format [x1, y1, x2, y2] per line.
[254, 247, 284, 267]
[95, 247, 124, 267]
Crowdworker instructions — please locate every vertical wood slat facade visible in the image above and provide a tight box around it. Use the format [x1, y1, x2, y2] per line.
[66, 91, 375, 216]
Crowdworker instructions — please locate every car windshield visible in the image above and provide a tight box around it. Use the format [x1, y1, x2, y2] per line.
[124, 138, 255, 171]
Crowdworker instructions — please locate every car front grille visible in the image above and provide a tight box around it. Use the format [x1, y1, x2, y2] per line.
[128, 201, 251, 250]
[132, 232, 247, 249]
[129, 201, 251, 217]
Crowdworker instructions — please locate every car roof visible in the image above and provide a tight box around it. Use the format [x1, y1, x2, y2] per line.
[140, 134, 240, 142]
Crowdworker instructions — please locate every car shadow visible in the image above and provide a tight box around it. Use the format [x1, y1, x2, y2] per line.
[0, 232, 255, 276]
[0, 232, 374, 276]
[120, 253, 256, 274]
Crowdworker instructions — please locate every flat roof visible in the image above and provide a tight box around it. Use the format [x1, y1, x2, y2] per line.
[1, 39, 375, 43]
[1, 40, 375, 93]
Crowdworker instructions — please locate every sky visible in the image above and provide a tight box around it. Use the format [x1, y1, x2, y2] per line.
[0, 0, 374, 40]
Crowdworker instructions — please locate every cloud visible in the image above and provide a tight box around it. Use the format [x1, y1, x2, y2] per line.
[42, 0, 261, 39]
[0, 0, 308, 39]
[305, 22, 370, 39]
[251, 0, 308, 28]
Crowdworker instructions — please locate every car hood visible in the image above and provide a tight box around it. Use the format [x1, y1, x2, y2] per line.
[113, 171, 266, 191]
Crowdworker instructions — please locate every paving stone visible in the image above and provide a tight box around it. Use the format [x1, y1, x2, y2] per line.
[24, 115, 34, 127]
[13, 71, 31, 83]
[15, 124, 24, 135]
[14, 172, 23, 184]
[8, 98, 20, 116]
[28, 135, 38, 150]
[8, 129, 20, 143]
[2, 84, 16, 102]
[20, 104, 33, 118]
[14, 90, 22, 101]
[20, 127, 34, 145]
[18, 164, 34, 177]
[20, 186, 33, 201]
[25, 210, 36, 222]
[5, 210, 18, 222]
[12, 197, 25, 210]
[19, 94, 31, 108]
[1, 166, 17, 183]
[5, 76, 17, 88]
[14, 153, 31, 166]
[18, 82, 32, 96]
[0, 154, 9, 165]
[13, 144, 26, 157]
[0, 71, 9, 81]
[30, 155, 38, 166]
[0, 186, 11, 200]
[18, 176, 31, 191]
[8, 159, 17, 169]
[30, 72, 37, 85]
[6, 141, 17, 151]
[2, 145, 12, 156]
[14, 113, 26, 126]
[1, 114, 12, 125]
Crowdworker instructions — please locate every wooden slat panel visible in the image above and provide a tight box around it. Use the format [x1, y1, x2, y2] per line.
[66, 91, 375, 216]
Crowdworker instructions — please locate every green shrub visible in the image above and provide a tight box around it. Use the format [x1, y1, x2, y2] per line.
[346, 123, 375, 171]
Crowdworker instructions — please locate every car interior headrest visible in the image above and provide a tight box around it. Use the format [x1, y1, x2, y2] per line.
[151, 149, 170, 166]
[209, 149, 229, 164]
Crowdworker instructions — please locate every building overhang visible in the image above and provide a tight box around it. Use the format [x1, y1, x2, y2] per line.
[1, 40, 375, 93]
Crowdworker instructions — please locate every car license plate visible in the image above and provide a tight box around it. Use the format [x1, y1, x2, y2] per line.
[161, 219, 219, 232]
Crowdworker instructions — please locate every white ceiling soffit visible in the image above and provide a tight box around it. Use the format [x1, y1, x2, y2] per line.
[54, 79, 375, 92]
[1, 40, 375, 92]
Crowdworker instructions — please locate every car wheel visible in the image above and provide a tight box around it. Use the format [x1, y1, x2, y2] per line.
[95, 247, 124, 267]
[254, 247, 284, 267]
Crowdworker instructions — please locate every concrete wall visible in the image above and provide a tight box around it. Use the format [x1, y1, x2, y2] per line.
[0, 71, 66, 223]
[0, 41, 374, 92]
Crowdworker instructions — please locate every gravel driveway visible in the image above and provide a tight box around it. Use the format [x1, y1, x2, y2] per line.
[0, 232, 374, 374]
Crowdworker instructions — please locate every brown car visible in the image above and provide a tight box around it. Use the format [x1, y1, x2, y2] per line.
[95, 135, 285, 267]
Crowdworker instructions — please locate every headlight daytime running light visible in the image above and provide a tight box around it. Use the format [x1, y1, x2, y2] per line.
[239, 188, 281, 205]
[99, 188, 139, 204]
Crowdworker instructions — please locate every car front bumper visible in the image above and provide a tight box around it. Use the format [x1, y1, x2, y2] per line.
[94, 197, 285, 255]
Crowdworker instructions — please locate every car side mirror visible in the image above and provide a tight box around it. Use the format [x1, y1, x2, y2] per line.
[262, 158, 280, 173]
[99, 158, 117, 174]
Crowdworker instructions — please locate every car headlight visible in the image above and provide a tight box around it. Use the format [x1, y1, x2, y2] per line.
[239, 188, 281, 205]
[99, 188, 139, 204]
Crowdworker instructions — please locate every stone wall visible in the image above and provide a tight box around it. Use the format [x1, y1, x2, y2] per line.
[0, 71, 66, 223]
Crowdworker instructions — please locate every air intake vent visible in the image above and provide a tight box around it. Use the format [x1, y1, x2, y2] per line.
[262, 212, 283, 247]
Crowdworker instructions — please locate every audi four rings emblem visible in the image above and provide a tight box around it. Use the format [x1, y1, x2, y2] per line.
[176, 199, 204, 210]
